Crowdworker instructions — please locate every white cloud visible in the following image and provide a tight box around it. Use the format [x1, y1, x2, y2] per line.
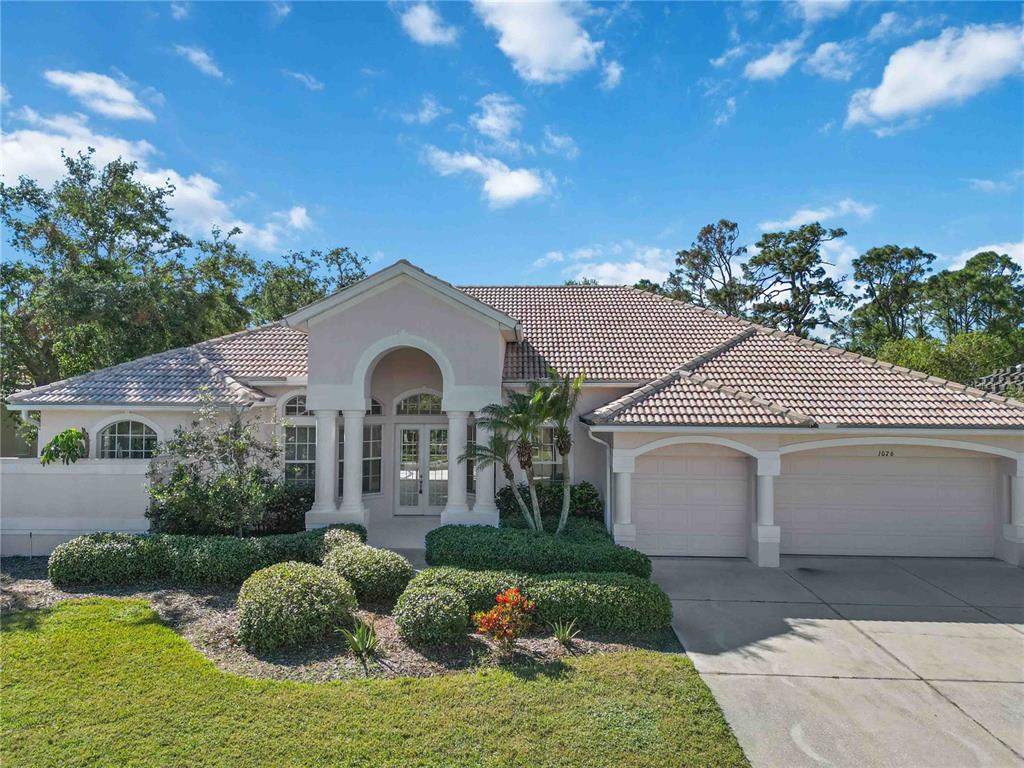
[472, 0, 602, 84]
[170, 2, 190, 20]
[847, 24, 1024, 133]
[43, 70, 155, 121]
[400, 94, 449, 125]
[399, 3, 458, 46]
[743, 36, 805, 80]
[791, 0, 851, 24]
[282, 70, 324, 91]
[551, 242, 675, 285]
[1, 84, 10, 105]
[952, 241, 1024, 270]
[422, 145, 553, 207]
[867, 11, 946, 42]
[804, 41, 857, 81]
[820, 239, 858, 282]
[283, 205, 311, 230]
[175, 45, 224, 79]
[966, 170, 1023, 192]
[759, 198, 876, 231]
[710, 44, 747, 68]
[470, 93, 524, 152]
[714, 96, 737, 126]
[270, 2, 291, 20]
[1, 108, 296, 251]
[542, 126, 578, 160]
[601, 60, 623, 90]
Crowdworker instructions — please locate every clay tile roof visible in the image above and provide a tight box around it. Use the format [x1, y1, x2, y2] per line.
[7, 325, 305, 407]
[976, 364, 1024, 396]
[460, 285, 748, 381]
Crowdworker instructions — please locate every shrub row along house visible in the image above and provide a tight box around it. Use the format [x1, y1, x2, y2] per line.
[5, 260, 1024, 566]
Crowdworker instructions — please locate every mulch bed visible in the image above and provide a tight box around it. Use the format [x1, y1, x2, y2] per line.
[1, 556, 681, 683]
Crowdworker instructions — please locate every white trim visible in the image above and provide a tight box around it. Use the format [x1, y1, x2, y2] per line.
[282, 260, 520, 333]
[628, 434, 764, 460]
[89, 413, 165, 459]
[243, 376, 308, 386]
[20, 404, 203, 412]
[778, 436, 1021, 461]
[587, 425, 1024, 437]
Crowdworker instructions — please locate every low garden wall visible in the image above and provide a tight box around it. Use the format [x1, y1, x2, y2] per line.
[0, 458, 150, 556]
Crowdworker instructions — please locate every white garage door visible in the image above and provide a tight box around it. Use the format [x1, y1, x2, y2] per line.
[777, 447, 997, 557]
[632, 445, 750, 556]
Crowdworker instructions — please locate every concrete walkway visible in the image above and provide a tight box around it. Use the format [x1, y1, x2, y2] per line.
[655, 556, 1024, 767]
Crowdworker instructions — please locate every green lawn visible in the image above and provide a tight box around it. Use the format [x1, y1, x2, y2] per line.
[1, 598, 748, 768]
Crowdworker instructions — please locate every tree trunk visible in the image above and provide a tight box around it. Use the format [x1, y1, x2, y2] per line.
[524, 467, 543, 532]
[555, 451, 572, 535]
[504, 464, 535, 530]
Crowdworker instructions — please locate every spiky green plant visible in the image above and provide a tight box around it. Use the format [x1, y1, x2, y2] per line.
[339, 620, 380, 676]
[550, 618, 581, 651]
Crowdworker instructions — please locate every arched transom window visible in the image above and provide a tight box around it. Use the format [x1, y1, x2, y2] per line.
[98, 420, 158, 459]
[396, 392, 442, 415]
[283, 395, 309, 416]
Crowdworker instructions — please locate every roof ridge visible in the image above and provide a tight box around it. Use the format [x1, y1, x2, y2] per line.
[753, 328, 1024, 412]
[587, 330, 816, 427]
[188, 347, 266, 404]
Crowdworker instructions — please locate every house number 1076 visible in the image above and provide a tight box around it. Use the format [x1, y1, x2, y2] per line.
[877, 450, 895, 457]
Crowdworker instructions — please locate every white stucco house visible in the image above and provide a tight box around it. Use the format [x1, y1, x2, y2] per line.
[4, 260, 1024, 566]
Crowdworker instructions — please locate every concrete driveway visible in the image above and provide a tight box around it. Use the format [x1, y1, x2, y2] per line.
[655, 556, 1024, 767]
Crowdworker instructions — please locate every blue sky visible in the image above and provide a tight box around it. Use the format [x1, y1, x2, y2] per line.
[2, 1, 1022, 289]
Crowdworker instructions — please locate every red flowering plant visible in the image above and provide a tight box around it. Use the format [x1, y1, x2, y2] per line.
[473, 587, 536, 654]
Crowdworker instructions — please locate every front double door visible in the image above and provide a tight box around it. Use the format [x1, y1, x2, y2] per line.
[396, 425, 448, 514]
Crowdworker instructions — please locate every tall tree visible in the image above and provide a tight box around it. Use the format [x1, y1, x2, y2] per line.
[744, 223, 853, 338]
[925, 251, 1024, 340]
[539, 369, 585, 536]
[841, 245, 934, 354]
[246, 247, 369, 324]
[0, 151, 255, 393]
[665, 219, 752, 316]
[877, 332, 1015, 384]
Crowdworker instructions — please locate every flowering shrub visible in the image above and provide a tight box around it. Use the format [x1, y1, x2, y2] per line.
[473, 587, 536, 654]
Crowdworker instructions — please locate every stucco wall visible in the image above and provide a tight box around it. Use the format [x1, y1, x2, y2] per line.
[1, 458, 150, 556]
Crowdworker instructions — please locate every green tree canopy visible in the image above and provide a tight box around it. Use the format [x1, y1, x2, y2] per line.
[246, 247, 368, 324]
[877, 332, 1015, 384]
[744, 223, 853, 338]
[665, 219, 751, 316]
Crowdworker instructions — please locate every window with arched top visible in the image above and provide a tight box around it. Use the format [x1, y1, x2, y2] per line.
[396, 392, 442, 415]
[283, 395, 309, 416]
[98, 420, 158, 459]
[368, 398, 383, 416]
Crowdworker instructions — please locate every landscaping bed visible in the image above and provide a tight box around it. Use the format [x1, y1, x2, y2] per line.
[1, 557, 678, 682]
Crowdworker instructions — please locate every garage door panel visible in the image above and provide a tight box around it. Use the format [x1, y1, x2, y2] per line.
[632, 452, 750, 557]
[777, 451, 996, 557]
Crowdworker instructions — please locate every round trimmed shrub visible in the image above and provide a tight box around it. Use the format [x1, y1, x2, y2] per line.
[394, 586, 469, 645]
[527, 572, 672, 633]
[236, 561, 357, 653]
[406, 566, 525, 613]
[322, 527, 365, 554]
[322, 544, 414, 604]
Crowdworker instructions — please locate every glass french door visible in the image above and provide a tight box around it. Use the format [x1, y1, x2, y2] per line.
[396, 425, 448, 514]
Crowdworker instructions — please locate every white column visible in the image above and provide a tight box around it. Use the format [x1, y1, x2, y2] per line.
[307, 410, 338, 526]
[750, 453, 781, 568]
[613, 470, 636, 546]
[442, 411, 470, 520]
[999, 456, 1024, 566]
[337, 409, 367, 525]
[471, 417, 499, 524]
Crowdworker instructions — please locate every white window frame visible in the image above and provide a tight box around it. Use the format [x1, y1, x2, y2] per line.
[339, 420, 384, 498]
[393, 387, 443, 417]
[279, 391, 317, 487]
[90, 413, 164, 459]
[533, 424, 565, 482]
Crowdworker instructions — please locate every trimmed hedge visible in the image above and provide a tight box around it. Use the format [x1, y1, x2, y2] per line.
[322, 528, 365, 553]
[47, 524, 367, 587]
[322, 544, 414, 604]
[407, 566, 525, 613]
[404, 567, 671, 634]
[496, 480, 603, 524]
[393, 586, 469, 645]
[424, 523, 651, 579]
[237, 562, 357, 653]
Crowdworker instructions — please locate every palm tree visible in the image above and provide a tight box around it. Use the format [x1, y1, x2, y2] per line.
[459, 430, 537, 530]
[541, 369, 585, 535]
[478, 388, 547, 531]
